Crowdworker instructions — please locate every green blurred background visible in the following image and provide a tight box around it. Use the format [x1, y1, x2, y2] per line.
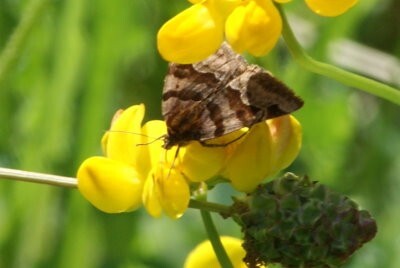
[0, 0, 399, 267]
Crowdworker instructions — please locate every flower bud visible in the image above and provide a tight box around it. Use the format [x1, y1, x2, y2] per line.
[232, 173, 377, 267]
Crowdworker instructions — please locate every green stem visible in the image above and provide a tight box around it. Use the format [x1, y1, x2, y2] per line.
[278, 5, 400, 106]
[0, 167, 77, 188]
[189, 199, 231, 215]
[200, 208, 234, 268]
[0, 0, 49, 85]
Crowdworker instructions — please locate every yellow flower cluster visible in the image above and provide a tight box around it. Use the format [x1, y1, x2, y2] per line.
[77, 104, 301, 218]
[157, 0, 358, 63]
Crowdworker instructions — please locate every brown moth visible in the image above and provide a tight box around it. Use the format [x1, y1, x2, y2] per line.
[162, 43, 303, 149]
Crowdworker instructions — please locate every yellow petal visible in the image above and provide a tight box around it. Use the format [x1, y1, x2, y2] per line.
[136, 120, 168, 176]
[221, 123, 273, 192]
[210, 0, 244, 17]
[106, 104, 145, 165]
[77, 156, 143, 213]
[305, 0, 358, 17]
[184, 236, 247, 268]
[225, 0, 282, 56]
[101, 131, 110, 156]
[157, 2, 224, 63]
[143, 165, 190, 219]
[268, 115, 302, 174]
[173, 141, 226, 182]
[102, 109, 127, 155]
[274, 0, 291, 3]
[142, 171, 163, 218]
[159, 167, 191, 219]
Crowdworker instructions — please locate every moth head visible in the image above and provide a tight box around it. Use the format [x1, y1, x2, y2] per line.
[162, 134, 189, 150]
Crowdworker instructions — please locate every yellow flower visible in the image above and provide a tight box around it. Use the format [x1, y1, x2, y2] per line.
[221, 115, 302, 192]
[77, 105, 146, 214]
[77, 105, 186, 217]
[157, 0, 358, 63]
[184, 236, 250, 268]
[77, 104, 225, 218]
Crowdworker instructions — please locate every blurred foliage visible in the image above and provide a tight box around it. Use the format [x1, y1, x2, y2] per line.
[0, 0, 399, 267]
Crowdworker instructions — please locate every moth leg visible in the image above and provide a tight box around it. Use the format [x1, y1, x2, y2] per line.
[166, 145, 181, 179]
[135, 134, 166, 146]
[200, 131, 248, 147]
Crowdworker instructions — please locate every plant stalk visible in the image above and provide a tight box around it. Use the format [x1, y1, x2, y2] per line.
[278, 5, 400, 106]
[0, 167, 77, 188]
[189, 199, 231, 215]
[200, 209, 234, 268]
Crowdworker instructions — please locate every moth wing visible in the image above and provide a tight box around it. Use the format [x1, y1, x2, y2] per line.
[244, 70, 304, 118]
[195, 85, 258, 141]
[162, 64, 218, 119]
[197, 68, 304, 140]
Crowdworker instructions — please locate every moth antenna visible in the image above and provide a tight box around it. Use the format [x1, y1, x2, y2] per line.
[136, 135, 166, 146]
[105, 130, 158, 140]
[106, 130, 165, 146]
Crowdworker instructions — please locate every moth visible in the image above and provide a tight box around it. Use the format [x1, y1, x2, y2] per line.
[162, 43, 303, 149]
